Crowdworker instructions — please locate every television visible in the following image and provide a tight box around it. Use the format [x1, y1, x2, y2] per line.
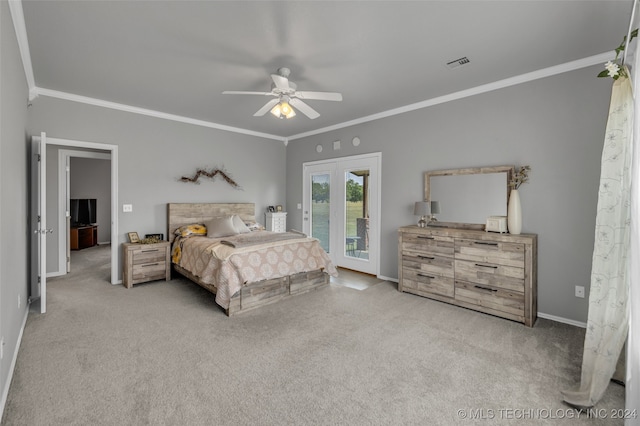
[70, 198, 97, 226]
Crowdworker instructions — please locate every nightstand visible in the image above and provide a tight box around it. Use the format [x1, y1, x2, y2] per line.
[265, 212, 287, 233]
[122, 241, 171, 288]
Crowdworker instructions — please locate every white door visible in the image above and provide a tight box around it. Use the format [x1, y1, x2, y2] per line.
[30, 132, 49, 313]
[303, 153, 380, 276]
[303, 163, 336, 255]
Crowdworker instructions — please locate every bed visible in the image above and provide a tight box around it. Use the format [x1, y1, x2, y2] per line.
[167, 203, 337, 316]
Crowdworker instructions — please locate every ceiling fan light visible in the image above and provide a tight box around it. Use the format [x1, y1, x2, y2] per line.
[280, 101, 292, 115]
[285, 107, 296, 119]
[270, 103, 282, 118]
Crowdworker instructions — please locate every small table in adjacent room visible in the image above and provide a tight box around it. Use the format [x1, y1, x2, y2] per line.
[70, 225, 98, 250]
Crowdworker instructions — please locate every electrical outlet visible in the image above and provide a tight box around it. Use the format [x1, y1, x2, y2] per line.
[575, 286, 585, 298]
[122, 204, 133, 212]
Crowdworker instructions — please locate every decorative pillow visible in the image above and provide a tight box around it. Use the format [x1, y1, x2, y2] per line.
[174, 224, 207, 237]
[245, 221, 265, 231]
[232, 215, 251, 234]
[205, 216, 238, 238]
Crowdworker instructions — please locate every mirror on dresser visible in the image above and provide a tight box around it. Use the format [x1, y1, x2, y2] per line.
[424, 165, 514, 228]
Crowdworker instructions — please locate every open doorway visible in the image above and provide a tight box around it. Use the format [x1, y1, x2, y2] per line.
[58, 150, 111, 274]
[41, 137, 118, 284]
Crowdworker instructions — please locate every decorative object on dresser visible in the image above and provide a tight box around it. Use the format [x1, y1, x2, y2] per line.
[428, 200, 440, 222]
[127, 232, 140, 243]
[425, 165, 514, 230]
[122, 240, 171, 288]
[507, 165, 530, 235]
[413, 201, 430, 228]
[486, 216, 507, 233]
[265, 211, 287, 233]
[398, 225, 537, 326]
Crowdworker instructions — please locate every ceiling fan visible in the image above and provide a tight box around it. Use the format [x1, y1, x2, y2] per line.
[222, 67, 342, 119]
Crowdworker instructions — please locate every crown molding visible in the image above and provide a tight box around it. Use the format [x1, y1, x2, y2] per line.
[33, 88, 286, 142]
[8, 0, 36, 99]
[10, 0, 615, 143]
[286, 51, 616, 141]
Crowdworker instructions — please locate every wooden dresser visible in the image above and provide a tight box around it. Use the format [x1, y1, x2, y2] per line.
[398, 225, 537, 326]
[122, 241, 171, 288]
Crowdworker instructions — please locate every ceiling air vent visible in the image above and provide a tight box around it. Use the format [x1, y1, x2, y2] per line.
[446, 56, 470, 70]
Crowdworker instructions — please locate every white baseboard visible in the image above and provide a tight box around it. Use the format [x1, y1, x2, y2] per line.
[0, 308, 29, 420]
[537, 312, 587, 328]
[378, 275, 398, 283]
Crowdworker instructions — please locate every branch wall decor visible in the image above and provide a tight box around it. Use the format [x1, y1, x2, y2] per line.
[179, 167, 241, 189]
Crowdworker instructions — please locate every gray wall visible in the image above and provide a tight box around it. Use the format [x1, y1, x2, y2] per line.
[0, 0, 30, 410]
[28, 96, 287, 282]
[70, 157, 111, 243]
[285, 65, 611, 324]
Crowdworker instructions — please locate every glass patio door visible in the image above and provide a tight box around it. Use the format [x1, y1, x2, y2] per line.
[303, 153, 380, 276]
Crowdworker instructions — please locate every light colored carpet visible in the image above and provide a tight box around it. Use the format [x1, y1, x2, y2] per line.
[2, 245, 625, 425]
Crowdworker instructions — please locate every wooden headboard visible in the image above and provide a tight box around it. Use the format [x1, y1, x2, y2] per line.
[167, 203, 256, 242]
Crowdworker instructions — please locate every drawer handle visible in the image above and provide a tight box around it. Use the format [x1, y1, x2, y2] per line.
[417, 236, 435, 240]
[475, 263, 498, 269]
[418, 255, 435, 260]
[142, 263, 159, 267]
[417, 273, 435, 279]
[474, 285, 498, 293]
[142, 249, 160, 253]
[473, 241, 498, 246]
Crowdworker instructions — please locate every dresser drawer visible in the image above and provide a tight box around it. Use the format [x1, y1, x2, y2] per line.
[130, 247, 166, 264]
[455, 239, 524, 267]
[131, 261, 167, 282]
[455, 280, 525, 318]
[402, 268, 454, 298]
[401, 233, 454, 257]
[402, 252, 454, 278]
[454, 259, 524, 292]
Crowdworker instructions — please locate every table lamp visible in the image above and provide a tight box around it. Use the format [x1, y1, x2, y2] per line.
[414, 201, 430, 228]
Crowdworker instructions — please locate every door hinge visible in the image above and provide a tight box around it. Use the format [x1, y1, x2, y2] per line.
[36, 154, 41, 162]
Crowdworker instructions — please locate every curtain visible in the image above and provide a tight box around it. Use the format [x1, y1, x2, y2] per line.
[562, 71, 633, 408]
[628, 17, 640, 422]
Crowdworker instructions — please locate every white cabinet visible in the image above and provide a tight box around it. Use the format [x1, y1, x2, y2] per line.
[265, 212, 287, 233]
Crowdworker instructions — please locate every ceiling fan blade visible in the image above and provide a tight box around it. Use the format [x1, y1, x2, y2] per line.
[271, 74, 290, 91]
[290, 98, 320, 119]
[254, 99, 280, 116]
[222, 91, 273, 96]
[294, 91, 343, 102]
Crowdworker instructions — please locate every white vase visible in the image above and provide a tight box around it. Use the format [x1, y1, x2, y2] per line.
[508, 189, 522, 235]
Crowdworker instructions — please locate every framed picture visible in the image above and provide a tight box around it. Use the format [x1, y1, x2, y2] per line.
[268, 206, 276, 212]
[127, 232, 140, 243]
[276, 205, 283, 212]
[145, 233, 164, 240]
